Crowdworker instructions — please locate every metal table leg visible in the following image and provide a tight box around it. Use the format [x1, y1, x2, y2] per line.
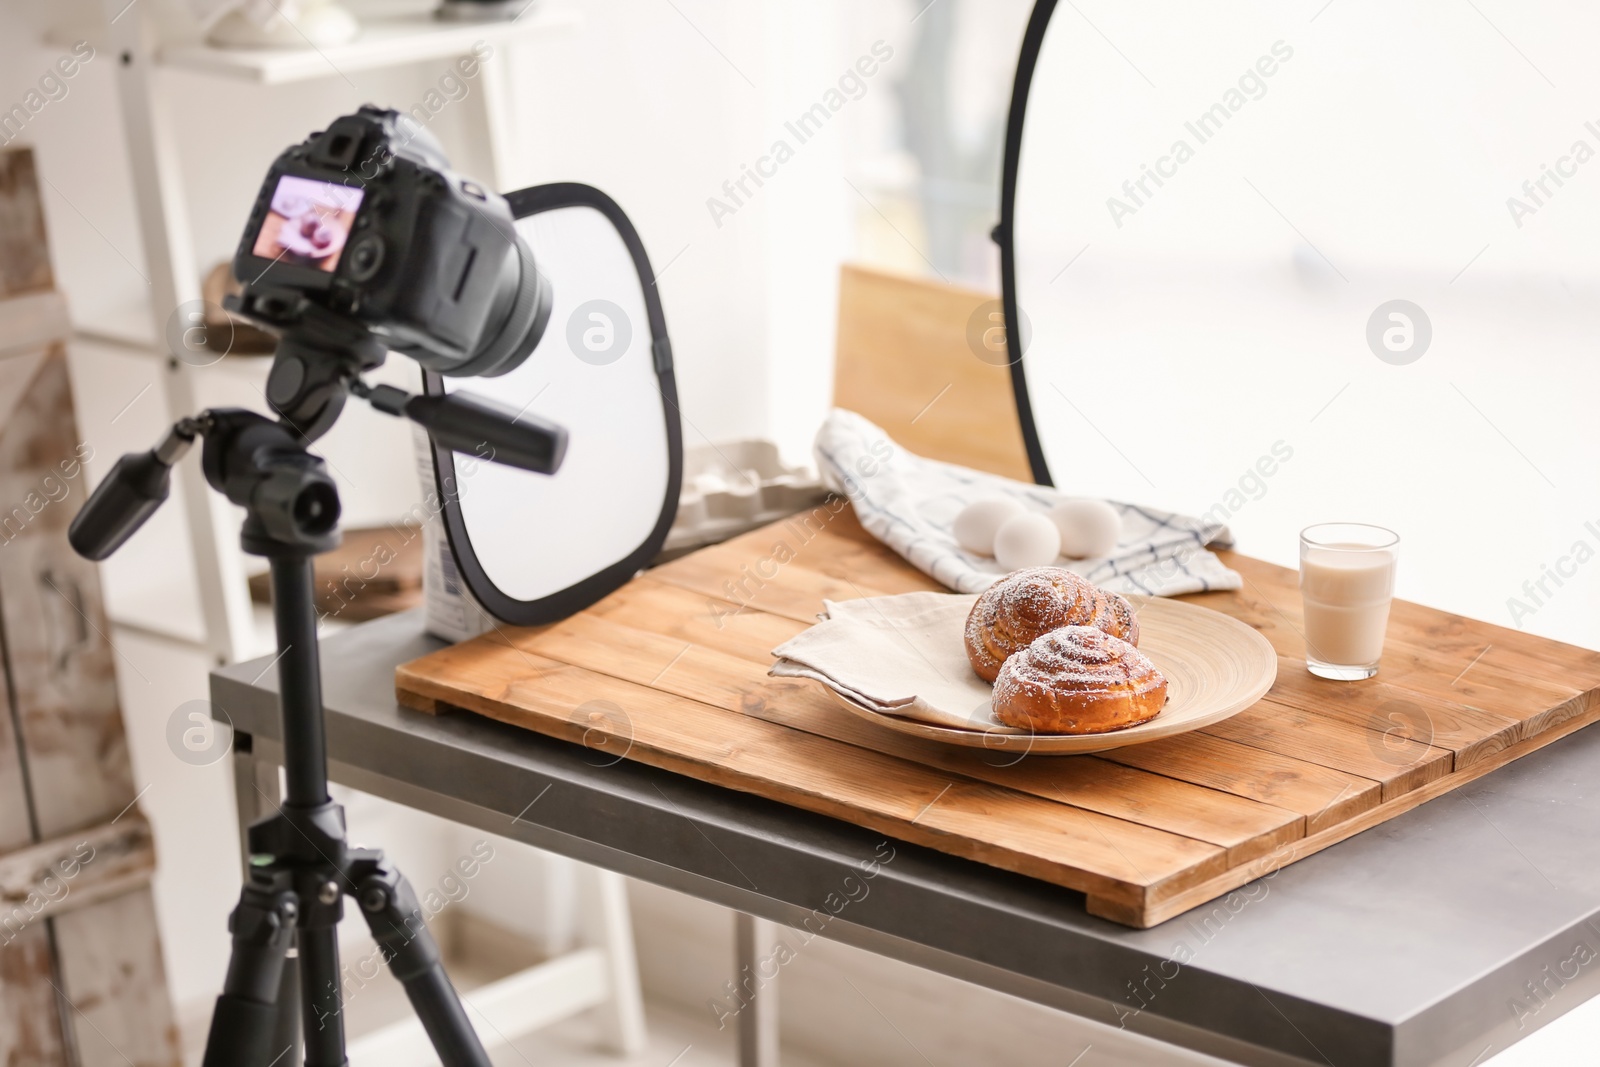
[735, 912, 780, 1067]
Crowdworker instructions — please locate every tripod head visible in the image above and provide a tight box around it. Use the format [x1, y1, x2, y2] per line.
[68, 320, 568, 563]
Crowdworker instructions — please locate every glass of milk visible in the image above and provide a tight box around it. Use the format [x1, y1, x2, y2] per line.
[1299, 523, 1399, 680]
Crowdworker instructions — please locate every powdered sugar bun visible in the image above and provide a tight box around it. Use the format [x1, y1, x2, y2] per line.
[992, 626, 1168, 734]
[963, 567, 1142, 683]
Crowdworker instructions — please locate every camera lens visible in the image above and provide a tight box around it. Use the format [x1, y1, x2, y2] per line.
[447, 234, 552, 378]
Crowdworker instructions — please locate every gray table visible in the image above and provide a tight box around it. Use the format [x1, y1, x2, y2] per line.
[212, 611, 1600, 1067]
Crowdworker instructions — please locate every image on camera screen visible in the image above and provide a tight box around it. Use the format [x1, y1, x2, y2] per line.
[251, 175, 364, 272]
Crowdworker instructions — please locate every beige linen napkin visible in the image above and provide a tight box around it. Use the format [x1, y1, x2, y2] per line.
[769, 591, 1024, 733]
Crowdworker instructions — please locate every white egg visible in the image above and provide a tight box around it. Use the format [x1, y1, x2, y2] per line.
[953, 496, 1026, 556]
[993, 513, 1062, 569]
[1049, 498, 1122, 559]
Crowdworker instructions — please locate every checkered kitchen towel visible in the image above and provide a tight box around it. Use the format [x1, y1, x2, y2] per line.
[814, 409, 1241, 597]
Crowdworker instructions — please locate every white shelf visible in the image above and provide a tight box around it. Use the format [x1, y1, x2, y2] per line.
[157, 9, 578, 85]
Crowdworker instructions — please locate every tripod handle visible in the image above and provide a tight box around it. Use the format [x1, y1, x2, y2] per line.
[363, 383, 568, 475]
[68, 424, 195, 561]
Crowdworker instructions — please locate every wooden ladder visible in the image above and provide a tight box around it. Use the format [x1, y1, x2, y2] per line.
[0, 145, 180, 1067]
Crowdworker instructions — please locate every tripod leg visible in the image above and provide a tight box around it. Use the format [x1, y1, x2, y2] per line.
[233, 736, 302, 1064]
[201, 878, 298, 1067]
[300, 925, 349, 1066]
[356, 860, 492, 1067]
[274, 941, 302, 1062]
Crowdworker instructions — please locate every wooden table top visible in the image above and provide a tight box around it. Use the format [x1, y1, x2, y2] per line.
[396, 505, 1600, 927]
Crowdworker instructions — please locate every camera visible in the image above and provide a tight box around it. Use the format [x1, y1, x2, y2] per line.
[72, 108, 568, 563]
[230, 105, 550, 379]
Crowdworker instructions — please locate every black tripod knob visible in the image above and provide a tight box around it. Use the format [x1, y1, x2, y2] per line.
[200, 409, 344, 555]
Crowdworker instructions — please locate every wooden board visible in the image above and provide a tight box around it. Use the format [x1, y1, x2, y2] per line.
[396, 508, 1600, 927]
[0, 348, 179, 1064]
[0, 156, 177, 1062]
[0, 149, 55, 299]
[833, 264, 1034, 482]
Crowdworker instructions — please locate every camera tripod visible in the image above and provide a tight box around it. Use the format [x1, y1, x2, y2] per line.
[70, 322, 566, 1066]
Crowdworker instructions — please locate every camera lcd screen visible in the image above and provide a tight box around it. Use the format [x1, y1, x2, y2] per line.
[251, 175, 364, 273]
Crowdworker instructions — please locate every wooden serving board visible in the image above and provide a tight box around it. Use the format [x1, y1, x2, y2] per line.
[395, 507, 1600, 928]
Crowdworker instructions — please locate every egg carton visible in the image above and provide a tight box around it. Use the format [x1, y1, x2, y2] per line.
[660, 439, 831, 560]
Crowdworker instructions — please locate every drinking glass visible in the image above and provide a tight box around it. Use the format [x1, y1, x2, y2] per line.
[1298, 523, 1399, 681]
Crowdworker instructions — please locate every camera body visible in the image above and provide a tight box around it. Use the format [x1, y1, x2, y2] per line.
[232, 106, 549, 378]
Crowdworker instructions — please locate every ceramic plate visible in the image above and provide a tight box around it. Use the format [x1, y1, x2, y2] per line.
[827, 596, 1277, 755]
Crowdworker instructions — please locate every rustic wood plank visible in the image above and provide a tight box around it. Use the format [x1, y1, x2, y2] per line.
[1256, 596, 1589, 725]
[0, 150, 55, 298]
[1222, 550, 1600, 678]
[1202, 701, 1453, 802]
[397, 643, 1229, 903]
[757, 523, 947, 596]
[649, 536, 910, 625]
[1373, 641, 1591, 732]
[0, 349, 179, 1065]
[1, 817, 156, 925]
[587, 578, 1379, 840]
[0, 170, 176, 1062]
[649, 506, 946, 620]
[520, 607, 1299, 866]
[1264, 661, 1522, 770]
[1131, 694, 1600, 927]
[592, 577, 807, 664]
[52, 892, 182, 1066]
[810, 504, 885, 547]
[517, 609, 779, 713]
[1099, 733, 1381, 835]
[1181, 583, 1304, 659]
[694, 515, 952, 602]
[1194, 556, 1600, 745]
[0, 925, 68, 1065]
[572, 584, 1318, 864]
[741, 693, 1302, 867]
[401, 507, 1600, 927]
[1382, 599, 1600, 679]
[0, 613, 34, 856]
[1216, 552, 1600, 726]
[0, 343, 66, 1067]
[460, 609, 1298, 863]
[0, 350, 135, 838]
